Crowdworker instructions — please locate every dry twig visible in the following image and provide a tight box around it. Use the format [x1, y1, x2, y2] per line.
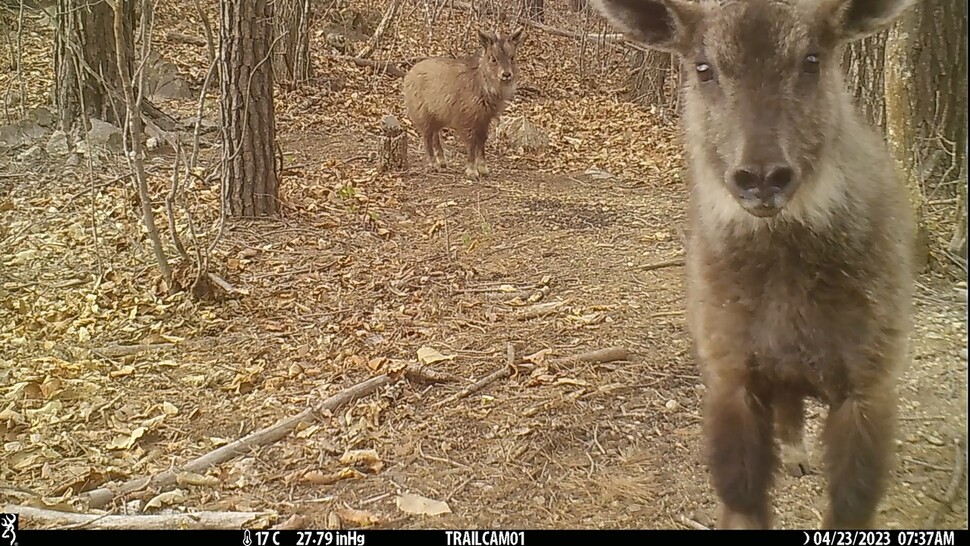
[924, 435, 967, 528]
[357, 0, 402, 59]
[81, 373, 395, 509]
[434, 345, 630, 408]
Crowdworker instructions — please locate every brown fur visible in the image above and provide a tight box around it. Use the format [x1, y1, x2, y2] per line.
[401, 27, 525, 178]
[593, 0, 917, 529]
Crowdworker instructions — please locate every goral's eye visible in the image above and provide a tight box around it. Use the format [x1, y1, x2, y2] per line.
[803, 53, 820, 74]
[696, 62, 714, 82]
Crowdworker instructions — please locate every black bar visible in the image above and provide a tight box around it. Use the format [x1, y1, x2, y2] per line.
[10, 529, 969, 546]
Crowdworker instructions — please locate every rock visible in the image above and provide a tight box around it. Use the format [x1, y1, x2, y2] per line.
[0, 118, 46, 150]
[28, 107, 55, 127]
[180, 115, 218, 134]
[46, 130, 69, 155]
[496, 116, 549, 152]
[142, 50, 195, 101]
[18, 119, 46, 140]
[17, 145, 41, 161]
[0, 123, 23, 149]
[152, 76, 193, 100]
[664, 399, 679, 411]
[146, 136, 160, 150]
[86, 118, 124, 152]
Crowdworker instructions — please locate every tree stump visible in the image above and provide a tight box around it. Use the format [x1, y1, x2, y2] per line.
[378, 115, 408, 172]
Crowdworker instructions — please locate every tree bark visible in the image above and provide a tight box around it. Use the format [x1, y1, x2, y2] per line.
[273, 0, 313, 88]
[629, 49, 673, 115]
[912, 0, 967, 200]
[885, 10, 930, 270]
[54, 0, 135, 133]
[220, 0, 280, 218]
[842, 31, 888, 131]
[949, 142, 968, 261]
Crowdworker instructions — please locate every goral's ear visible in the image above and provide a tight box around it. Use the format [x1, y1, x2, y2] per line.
[591, 0, 704, 55]
[818, 0, 917, 43]
[509, 26, 525, 46]
[478, 28, 493, 48]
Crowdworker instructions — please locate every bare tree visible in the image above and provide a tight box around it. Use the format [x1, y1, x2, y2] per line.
[881, 0, 967, 270]
[523, 0, 543, 22]
[54, 0, 135, 133]
[629, 50, 675, 116]
[914, 0, 967, 266]
[273, 0, 312, 87]
[949, 142, 968, 262]
[885, 5, 931, 269]
[842, 32, 888, 130]
[112, 0, 173, 290]
[220, 0, 280, 218]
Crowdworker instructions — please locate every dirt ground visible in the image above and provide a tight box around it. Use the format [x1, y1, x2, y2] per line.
[1, 0, 967, 532]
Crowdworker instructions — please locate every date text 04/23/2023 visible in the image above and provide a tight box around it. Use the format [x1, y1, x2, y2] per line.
[446, 531, 526, 546]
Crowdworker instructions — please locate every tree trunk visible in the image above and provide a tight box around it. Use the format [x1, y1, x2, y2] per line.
[884, 10, 930, 270]
[54, 0, 135, 134]
[220, 0, 280, 218]
[567, 0, 587, 12]
[842, 31, 888, 131]
[629, 49, 673, 115]
[523, 0, 544, 22]
[949, 146, 968, 261]
[273, 0, 313, 88]
[912, 0, 967, 200]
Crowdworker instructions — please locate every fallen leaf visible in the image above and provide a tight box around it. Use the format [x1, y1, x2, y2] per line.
[303, 467, 365, 485]
[296, 424, 321, 439]
[416, 346, 456, 365]
[144, 489, 186, 511]
[107, 426, 146, 450]
[395, 493, 452, 516]
[175, 472, 220, 487]
[339, 449, 383, 473]
[367, 356, 385, 371]
[272, 515, 307, 530]
[335, 508, 380, 527]
[523, 349, 552, 365]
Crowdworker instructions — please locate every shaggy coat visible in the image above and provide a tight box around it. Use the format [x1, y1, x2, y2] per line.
[593, 0, 917, 530]
[402, 28, 524, 178]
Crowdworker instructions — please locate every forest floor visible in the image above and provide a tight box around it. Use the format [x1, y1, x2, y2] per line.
[1, 0, 967, 531]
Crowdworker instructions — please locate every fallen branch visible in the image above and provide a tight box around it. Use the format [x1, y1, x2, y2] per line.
[93, 343, 176, 358]
[642, 258, 685, 272]
[549, 346, 630, 368]
[165, 32, 207, 46]
[679, 514, 710, 531]
[924, 435, 967, 528]
[2, 505, 274, 530]
[513, 300, 565, 320]
[81, 369, 430, 509]
[435, 365, 513, 408]
[332, 55, 407, 78]
[649, 309, 685, 319]
[434, 345, 630, 407]
[356, 0, 402, 59]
